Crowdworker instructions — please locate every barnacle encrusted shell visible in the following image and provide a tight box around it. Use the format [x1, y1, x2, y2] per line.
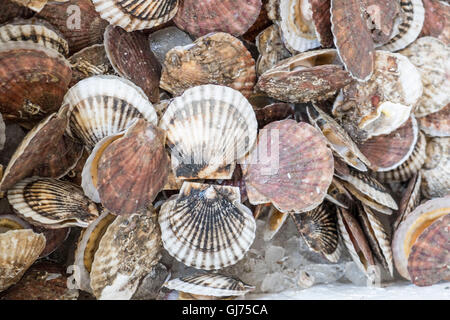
[257, 49, 352, 103]
[96, 120, 169, 216]
[8, 177, 100, 229]
[244, 119, 334, 213]
[91, 0, 179, 32]
[160, 85, 257, 180]
[421, 137, 450, 198]
[104, 25, 161, 103]
[0, 42, 72, 121]
[90, 209, 161, 300]
[160, 32, 256, 98]
[420, 0, 449, 45]
[0, 229, 45, 292]
[399, 37, 450, 118]
[173, 0, 262, 38]
[394, 172, 422, 231]
[407, 213, 450, 286]
[332, 50, 422, 140]
[164, 273, 255, 299]
[418, 103, 450, 137]
[63, 75, 158, 149]
[159, 182, 256, 270]
[392, 197, 450, 280]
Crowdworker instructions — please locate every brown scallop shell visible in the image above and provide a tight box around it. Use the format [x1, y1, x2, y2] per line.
[160, 32, 256, 98]
[310, 0, 333, 48]
[173, 0, 262, 38]
[420, 0, 450, 45]
[418, 103, 450, 137]
[0, 0, 34, 25]
[32, 226, 70, 258]
[394, 172, 422, 231]
[254, 102, 295, 128]
[97, 119, 169, 216]
[104, 25, 161, 103]
[407, 213, 450, 286]
[37, 0, 109, 54]
[244, 119, 334, 213]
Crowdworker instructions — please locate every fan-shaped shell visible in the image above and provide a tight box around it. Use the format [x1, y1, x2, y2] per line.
[63, 75, 157, 149]
[160, 85, 257, 180]
[160, 32, 256, 98]
[173, 0, 261, 38]
[91, 0, 179, 32]
[244, 119, 334, 213]
[7, 177, 100, 229]
[159, 182, 256, 270]
[418, 103, 450, 137]
[421, 137, 450, 198]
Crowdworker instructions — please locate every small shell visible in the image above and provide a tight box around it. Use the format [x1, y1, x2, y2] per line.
[0, 229, 46, 292]
[91, 0, 179, 32]
[7, 177, 100, 229]
[421, 137, 450, 198]
[164, 273, 254, 299]
[159, 182, 256, 270]
[160, 32, 256, 98]
[173, 0, 262, 38]
[393, 172, 422, 231]
[418, 103, 450, 137]
[420, 0, 450, 45]
[407, 213, 450, 287]
[160, 85, 257, 180]
[148, 26, 193, 66]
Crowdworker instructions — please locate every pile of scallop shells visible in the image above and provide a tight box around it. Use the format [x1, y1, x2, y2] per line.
[0, 0, 448, 300]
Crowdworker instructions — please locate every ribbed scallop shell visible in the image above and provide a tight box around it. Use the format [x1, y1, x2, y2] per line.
[399, 37, 450, 118]
[160, 33, 256, 98]
[418, 103, 450, 137]
[165, 273, 255, 298]
[91, 0, 179, 32]
[394, 172, 422, 231]
[160, 85, 257, 180]
[310, 0, 333, 48]
[421, 137, 450, 198]
[63, 75, 158, 149]
[173, 0, 261, 38]
[407, 213, 450, 286]
[245, 119, 334, 213]
[7, 177, 100, 229]
[380, 0, 425, 52]
[0, 229, 46, 292]
[159, 182, 256, 270]
[90, 209, 161, 300]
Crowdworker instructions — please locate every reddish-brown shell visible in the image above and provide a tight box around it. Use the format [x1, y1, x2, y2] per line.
[0, 0, 34, 25]
[160, 32, 256, 98]
[254, 102, 295, 128]
[174, 0, 262, 38]
[244, 119, 334, 213]
[242, 0, 272, 43]
[419, 0, 449, 45]
[97, 120, 170, 216]
[310, 0, 333, 47]
[418, 103, 450, 137]
[407, 213, 450, 286]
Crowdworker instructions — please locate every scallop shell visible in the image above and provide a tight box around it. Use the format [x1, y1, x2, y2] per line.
[160, 32, 256, 98]
[420, 0, 450, 45]
[263, 206, 289, 241]
[96, 119, 170, 216]
[399, 37, 450, 118]
[326, 177, 353, 210]
[393, 172, 422, 231]
[160, 85, 257, 180]
[392, 196, 450, 280]
[407, 213, 450, 286]
[310, 0, 333, 48]
[90, 208, 161, 300]
[0, 113, 5, 152]
[91, 0, 179, 32]
[379, 0, 425, 52]
[159, 182, 256, 270]
[63, 75, 158, 149]
[34, 226, 70, 259]
[421, 137, 450, 198]
[104, 25, 161, 103]
[257, 49, 352, 103]
[0, 229, 45, 292]
[7, 177, 100, 229]
[173, 0, 261, 38]
[0, 42, 72, 121]
[0, 0, 34, 24]
[148, 26, 193, 66]
[244, 119, 334, 213]
[418, 103, 450, 137]
[164, 273, 254, 299]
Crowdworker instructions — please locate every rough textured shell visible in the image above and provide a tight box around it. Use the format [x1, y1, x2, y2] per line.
[244, 119, 334, 213]
[63, 75, 158, 149]
[394, 172, 422, 231]
[160, 85, 257, 180]
[91, 0, 179, 32]
[310, 0, 333, 47]
[418, 103, 450, 137]
[420, 0, 450, 45]
[0, 229, 45, 292]
[165, 273, 254, 297]
[173, 0, 261, 38]
[159, 183, 256, 270]
[160, 32, 256, 98]
[421, 137, 450, 198]
[7, 177, 100, 229]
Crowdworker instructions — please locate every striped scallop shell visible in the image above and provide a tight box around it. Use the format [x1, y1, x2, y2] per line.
[164, 273, 254, 298]
[159, 182, 256, 270]
[7, 177, 100, 229]
[418, 103, 450, 137]
[379, 0, 425, 52]
[0, 113, 4, 151]
[63, 75, 157, 149]
[0, 229, 46, 292]
[421, 137, 450, 198]
[160, 85, 257, 180]
[91, 0, 179, 32]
